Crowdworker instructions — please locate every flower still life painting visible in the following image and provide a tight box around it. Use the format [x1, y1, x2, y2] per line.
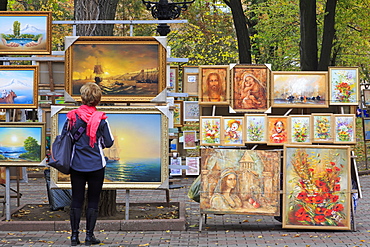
[200, 148, 281, 215]
[329, 67, 359, 105]
[221, 117, 244, 146]
[288, 115, 311, 144]
[183, 130, 197, 149]
[200, 116, 221, 146]
[245, 114, 267, 143]
[283, 145, 351, 230]
[334, 114, 356, 144]
[312, 114, 333, 143]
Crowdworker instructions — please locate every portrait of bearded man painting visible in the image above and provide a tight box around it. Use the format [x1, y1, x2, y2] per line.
[199, 65, 229, 105]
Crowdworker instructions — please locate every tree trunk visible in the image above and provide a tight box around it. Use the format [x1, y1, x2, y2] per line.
[0, 0, 7, 11]
[318, 0, 337, 70]
[74, 0, 119, 36]
[299, 0, 318, 71]
[224, 0, 252, 64]
[74, 0, 119, 217]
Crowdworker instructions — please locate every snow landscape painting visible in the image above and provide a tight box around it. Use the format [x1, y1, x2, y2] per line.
[0, 11, 51, 54]
[0, 66, 38, 108]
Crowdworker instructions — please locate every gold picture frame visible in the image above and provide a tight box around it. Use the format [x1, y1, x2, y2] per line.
[329, 66, 359, 105]
[199, 65, 230, 105]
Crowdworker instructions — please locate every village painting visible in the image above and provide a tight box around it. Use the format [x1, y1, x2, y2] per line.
[0, 12, 51, 54]
[66, 38, 166, 102]
[0, 66, 38, 108]
[200, 149, 281, 215]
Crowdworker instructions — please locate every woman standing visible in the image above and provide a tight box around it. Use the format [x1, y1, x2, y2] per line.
[62, 82, 114, 246]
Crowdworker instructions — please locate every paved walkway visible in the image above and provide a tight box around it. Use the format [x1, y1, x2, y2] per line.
[0, 173, 369, 247]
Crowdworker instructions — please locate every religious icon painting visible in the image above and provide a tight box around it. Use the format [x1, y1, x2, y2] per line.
[199, 65, 230, 105]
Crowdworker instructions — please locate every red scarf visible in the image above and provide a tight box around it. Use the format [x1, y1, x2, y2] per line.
[67, 105, 107, 147]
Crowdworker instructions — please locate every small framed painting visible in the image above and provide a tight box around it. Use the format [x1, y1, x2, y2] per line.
[183, 72, 199, 96]
[329, 66, 359, 105]
[181, 65, 199, 93]
[199, 65, 230, 105]
[312, 113, 334, 143]
[267, 116, 289, 145]
[231, 64, 269, 112]
[0, 11, 52, 55]
[288, 115, 312, 144]
[173, 100, 183, 127]
[283, 145, 352, 230]
[199, 116, 222, 146]
[245, 114, 267, 143]
[183, 101, 199, 121]
[221, 117, 244, 146]
[363, 89, 370, 106]
[168, 65, 179, 92]
[183, 130, 197, 149]
[186, 157, 200, 176]
[333, 114, 356, 144]
[271, 71, 328, 108]
[170, 157, 182, 176]
[363, 118, 370, 141]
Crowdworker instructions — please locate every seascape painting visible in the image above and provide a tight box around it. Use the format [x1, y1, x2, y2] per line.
[283, 145, 351, 230]
[200, 149, 281, 215]
[0, 123, 45, 165]
[66, 37, 166, 102]
[0, 11, 51, 54]
[52, 107, 168, 189]
[0, 66, 38, 108]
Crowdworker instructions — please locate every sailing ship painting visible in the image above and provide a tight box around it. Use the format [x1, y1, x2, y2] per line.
[71, 43, 161, 97]
[57, 112, 163, 184]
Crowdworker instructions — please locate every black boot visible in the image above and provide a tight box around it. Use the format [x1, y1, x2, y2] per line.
[70, 208, 81, 246]
[85, 208, 101, 246]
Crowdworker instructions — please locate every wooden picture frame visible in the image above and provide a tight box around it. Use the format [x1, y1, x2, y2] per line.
[185, 157, 200, 176]
[288, 115, 312, 144]
[333, 114, 356, 144]
[181, 65, 199, 93]
[183, 72, 199, 96]
[50, 106, 169, 189]
[183, 101, 199, 121]
[200, 148, 281, 215]
[0, 122, 46, 166]
[173, 100, 183, 127]
[271, 71, 329, 108]
[283, 145, 352, 230]
[363, 118, 370, 141]
[0, 65, 38, 109]
[363, 89, 370, 107]
[199, 116, 222, 146]
[199, 65, 230, 105]
[183, 130, 197, 149]
[221, 116, 244, 146]
[168, 65, 179, 92]
[329, 66, 359, 105]
[245, 114, 267, 143]
[65, 36, 166, 103]
[169, 157, 182, 176]
[312, 113, 334, 143]
[267, 116, 289, 145]
[0, 11, 52, 55]
[231, 64, 269, 112]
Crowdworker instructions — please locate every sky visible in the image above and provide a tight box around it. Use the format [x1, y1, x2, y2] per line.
[0, 127, 41, 147]
[0, 16, 46, 33]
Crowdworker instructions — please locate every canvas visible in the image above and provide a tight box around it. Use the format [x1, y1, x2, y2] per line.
[173, 100, 183, 127]
[333, 114, 356, 144]
[288, 115, 312, 144]
[267, 116, 289, 145]
[65, 36, 166, 103]
[283, 145, 351, 230]
[50, 106, 169, 189]
[329, 67, 359, 105]
[0, 65, 38, 109]
[245, 114, 267, 143]
[183, 101, 199, 121]
[200, 149, 281, 215]
[183, 130, 197, 149]
[231, 65, 269, 112]
[199, 65, 229, 105]
[271, 71, 328, 108]
[199, 116, 221, 146]
[0, 11, 52, 55]
[221, 117, 244, 146]
[168, 65, 179, 92]
[312, 113, 334, 143]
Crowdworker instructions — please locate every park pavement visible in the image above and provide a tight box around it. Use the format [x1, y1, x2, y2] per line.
[0, 173, 369, 247]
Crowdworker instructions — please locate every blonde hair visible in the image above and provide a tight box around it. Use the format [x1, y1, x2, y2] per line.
[80, 82, 102, 106]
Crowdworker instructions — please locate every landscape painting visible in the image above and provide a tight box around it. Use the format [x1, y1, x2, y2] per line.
[283, 145, 351, 230]
[271, 71, 328, 108]
[0, 122, 45, 166]
[0, 11, 51, 55]
[0, 65, 38, 108]
[50, 106, 169, 189]
[65, 36, 166, 103]
[200, 148, 281, 215]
